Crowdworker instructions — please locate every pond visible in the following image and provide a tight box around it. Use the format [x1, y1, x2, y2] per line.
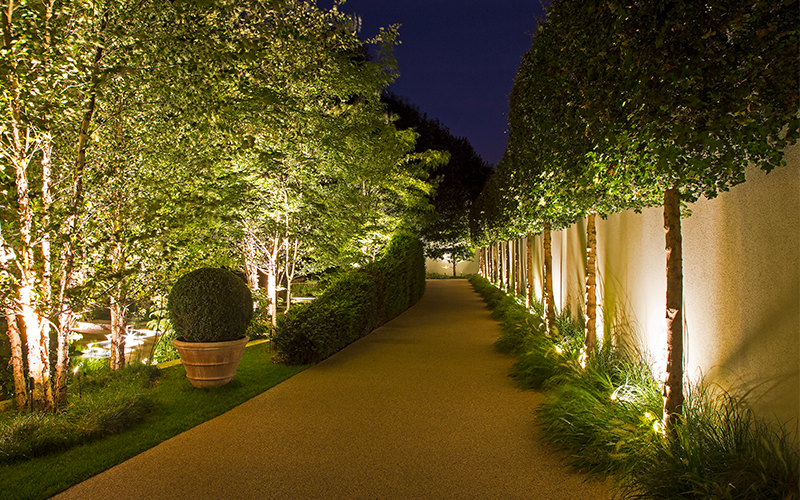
[72, 322, 163, 365]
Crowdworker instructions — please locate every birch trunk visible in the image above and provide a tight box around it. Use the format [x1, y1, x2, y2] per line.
[525, 233, 533, 309]
[584, 214, 597, 357]
[4, 309, 27, 409]
[0, 230, 27, 409]
[284, 239, 299, 314]
[267, 261, 277, 326]
[663, 188, 684, 435]
[519, 239, 524, 296]
[543, 222, 556, 336]
[109, 300, 128, 370]
[243, 231, 260, 290]
[15, 133, 53, 411]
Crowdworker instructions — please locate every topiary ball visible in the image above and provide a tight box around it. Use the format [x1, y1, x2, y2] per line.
[168, 267, 253, 343]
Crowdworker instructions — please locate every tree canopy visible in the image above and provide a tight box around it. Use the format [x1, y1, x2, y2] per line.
[0, 0, 437, 409]
[383, 93, 492, 272]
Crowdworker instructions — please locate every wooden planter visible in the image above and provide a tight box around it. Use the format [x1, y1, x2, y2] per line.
[173, 336, 249, 388]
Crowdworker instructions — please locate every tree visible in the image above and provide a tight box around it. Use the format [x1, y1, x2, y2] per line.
[383, 93, 492, 275]
[517, 0, 799, 433]
[1, 0, 109, 409]
[507, 8, 661, 358]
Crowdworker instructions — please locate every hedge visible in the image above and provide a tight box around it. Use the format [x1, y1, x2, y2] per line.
[273, 233, 425, 364]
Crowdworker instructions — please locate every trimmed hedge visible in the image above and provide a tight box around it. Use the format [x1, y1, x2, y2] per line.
[274, 233, 425, 364]
[168, 267, 253, 342]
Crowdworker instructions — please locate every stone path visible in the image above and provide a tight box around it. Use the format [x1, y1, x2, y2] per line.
[54, 279, 613, 499]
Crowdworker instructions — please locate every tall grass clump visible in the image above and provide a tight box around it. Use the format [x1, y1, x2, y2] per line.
[469, 276, 799, 499]
[536, 341, 663, 475]
[621, 383, 800, 500]
[471, 274, 587, 389]
[469, 275, 542, 355]
[0, 364, 159, 463]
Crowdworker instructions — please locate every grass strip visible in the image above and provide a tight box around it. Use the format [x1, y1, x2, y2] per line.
[0, 342, 306, 500]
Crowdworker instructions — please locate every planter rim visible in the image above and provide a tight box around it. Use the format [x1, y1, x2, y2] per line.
[173, 336, 249, 348]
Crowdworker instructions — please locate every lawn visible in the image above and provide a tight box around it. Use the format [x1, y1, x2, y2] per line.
[0, 342, 306, 500]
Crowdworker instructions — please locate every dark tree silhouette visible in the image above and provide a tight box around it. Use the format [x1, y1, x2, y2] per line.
[383, 93, 492, 275]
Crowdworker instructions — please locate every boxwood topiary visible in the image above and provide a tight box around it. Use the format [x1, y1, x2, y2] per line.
[168, 267, 253, 343]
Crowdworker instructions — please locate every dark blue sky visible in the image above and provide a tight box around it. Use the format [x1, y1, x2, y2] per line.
[320, 1, 548, 166]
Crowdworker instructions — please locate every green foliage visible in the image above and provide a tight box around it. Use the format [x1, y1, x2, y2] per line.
[471, 275, 800, 498]
[152, 330, 179, 364]
[167, 268, 253, 343]
[621, 385, 800, 500]
[382, 93, 492, 262]
[274, 233, 425, 365]
[375, 233, 426, 321]
[246, 289, 274, 340]
[143, 295, 179, 364]
[274, 269, 382, 365]
[0, 365, 159, 464]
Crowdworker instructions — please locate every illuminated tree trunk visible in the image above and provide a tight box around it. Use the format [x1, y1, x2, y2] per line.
[109, 234, 128, 370]
[525, 232, 533, 308]
[3, 307, 27, 410]
[266, 237, 281, 326]
[584, 214, 597, 357]
[21, 283, 53, 411]
[110, 300, 128, 370]
[543, 222, 556, 335]
[517, 238, 525, 295]
[506, 240, 513, 292]
[504, 241, 510, 291]
[491, 243, 498, 284]
[512, 239, 518, 295]
[663, 187, 684, 435]
[243, 231, 260, 289]
[284, 238, 299, 314]
[14, 135, 53, 411]
[509, 239, 515, 293]
[266, 261, 277, 325]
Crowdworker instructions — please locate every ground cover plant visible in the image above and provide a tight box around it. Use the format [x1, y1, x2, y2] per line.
[468, 275, 800, 499]
[0, 342, 305, 500]
[0, 364, 158, 464]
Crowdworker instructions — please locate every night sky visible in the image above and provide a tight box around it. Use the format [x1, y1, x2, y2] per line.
[319, 1, 548, 167]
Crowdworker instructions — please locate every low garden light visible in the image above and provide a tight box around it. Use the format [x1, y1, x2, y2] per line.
[73, 364, 84, 398]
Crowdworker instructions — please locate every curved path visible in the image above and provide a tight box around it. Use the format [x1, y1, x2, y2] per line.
[55, 280, 612, 499]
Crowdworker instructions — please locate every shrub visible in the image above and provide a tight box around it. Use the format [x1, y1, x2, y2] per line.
[167, 267, 253, 342]
[274, 233, 425, 365]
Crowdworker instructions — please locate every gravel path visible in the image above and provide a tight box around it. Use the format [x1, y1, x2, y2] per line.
[54, 279, 613, 499]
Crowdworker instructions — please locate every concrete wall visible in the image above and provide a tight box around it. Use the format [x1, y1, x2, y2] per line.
[521, 143, 799, 436]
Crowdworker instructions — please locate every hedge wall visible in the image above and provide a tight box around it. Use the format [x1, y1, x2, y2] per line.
[273, 233, 426, 365]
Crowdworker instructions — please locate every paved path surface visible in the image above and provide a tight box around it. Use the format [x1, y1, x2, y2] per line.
[55, 280, 613, 499]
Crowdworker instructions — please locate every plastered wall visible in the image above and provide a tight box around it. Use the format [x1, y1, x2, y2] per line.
[425, 256, 479, 276]
[525, 144, 799, 437]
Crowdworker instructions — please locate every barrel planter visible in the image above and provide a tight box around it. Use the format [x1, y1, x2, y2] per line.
[173, 336, 249, 388]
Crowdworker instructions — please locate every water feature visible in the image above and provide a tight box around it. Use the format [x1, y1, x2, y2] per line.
[72, 322, 161, 365]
